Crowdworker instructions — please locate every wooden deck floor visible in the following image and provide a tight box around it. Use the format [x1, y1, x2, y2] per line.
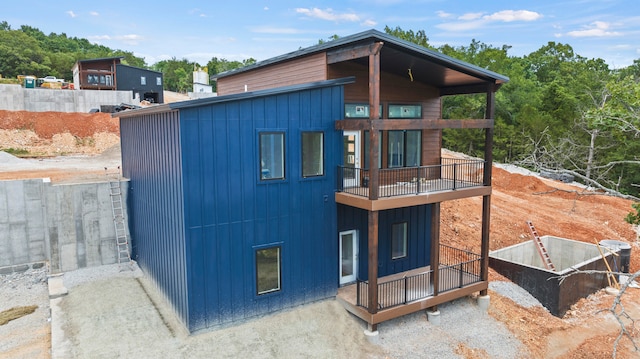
[336, 265, 486, 326]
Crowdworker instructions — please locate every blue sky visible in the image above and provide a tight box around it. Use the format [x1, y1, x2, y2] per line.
[3, 0, 639, 68]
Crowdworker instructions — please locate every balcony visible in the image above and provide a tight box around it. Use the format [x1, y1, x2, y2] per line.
[337, 245, 485, 325]
[336, 158, 489, 210]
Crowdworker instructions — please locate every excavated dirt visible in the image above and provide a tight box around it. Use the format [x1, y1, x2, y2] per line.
[1, 110, 640, 358]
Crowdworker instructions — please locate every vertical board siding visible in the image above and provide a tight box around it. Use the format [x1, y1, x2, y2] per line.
[119, 110, 189, 327]
[217, 53, 327, 95]
[180, 84, 342, 331]
[337, 204, 432, 282]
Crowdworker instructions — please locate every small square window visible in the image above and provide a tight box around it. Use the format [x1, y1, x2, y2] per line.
[256, 247, 281, 295]
[156, 77, 162, 86]
[391, 222, 408, 259]
[302, 132, 324, 177]
[140, 76, 146, 85]
[260, 132, 285, 180]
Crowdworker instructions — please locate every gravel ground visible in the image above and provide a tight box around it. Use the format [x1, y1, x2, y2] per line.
[0, 267, 50, 359]
[1, 262, 538, 359]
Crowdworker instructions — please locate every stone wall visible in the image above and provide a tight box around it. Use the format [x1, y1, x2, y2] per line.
[0, 178, 130, 274]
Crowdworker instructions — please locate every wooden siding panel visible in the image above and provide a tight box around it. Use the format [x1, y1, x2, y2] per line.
[328, 61, 441, 118]
[217, 53, 327, 95]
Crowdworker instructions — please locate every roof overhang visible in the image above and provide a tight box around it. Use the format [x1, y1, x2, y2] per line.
[212, 29, 509, 95]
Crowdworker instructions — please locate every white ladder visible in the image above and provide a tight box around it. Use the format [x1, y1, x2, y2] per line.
[527, 220, 555, 271]
[106, 166, 131, 264]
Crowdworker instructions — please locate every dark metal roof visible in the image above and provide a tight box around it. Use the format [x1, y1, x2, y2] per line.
[116, 77, 356, 118]
[76, 56, 125, 63]
[212, 29, 509, 88]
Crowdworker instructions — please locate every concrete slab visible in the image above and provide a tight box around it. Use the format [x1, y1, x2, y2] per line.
[48, 274, 68, 299]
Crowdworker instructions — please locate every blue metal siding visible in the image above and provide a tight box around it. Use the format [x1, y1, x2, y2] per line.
[337, 204, 432, 281]
[180, 85, 342, 332]
[119, 110, 189, 326]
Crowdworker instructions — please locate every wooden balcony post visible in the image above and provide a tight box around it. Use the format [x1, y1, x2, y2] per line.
[480, 88, 495, 296]
[368, 43, 382, 200]
[367, 210, 379, 316]
[483, 89, 495, 186]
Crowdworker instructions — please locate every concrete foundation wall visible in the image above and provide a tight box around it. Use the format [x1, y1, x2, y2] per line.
[0, 84, 139, 113]
[490, 236, 602, 271]
[0, 178, 130, 274]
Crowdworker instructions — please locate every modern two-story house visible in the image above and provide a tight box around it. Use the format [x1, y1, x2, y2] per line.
[72, 57, 164, 103]
[116, 30, 508, 333]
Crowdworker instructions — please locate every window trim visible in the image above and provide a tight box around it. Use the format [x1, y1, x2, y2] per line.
[391, 222, 408, 260]
[301, 131, 324, 178]
[259, 131, 286, 181]
[388, 104, 422, 119]
[140, 76, 146, 86]
[255, 245, 282, 296]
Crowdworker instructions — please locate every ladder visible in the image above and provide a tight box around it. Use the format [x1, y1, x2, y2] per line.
[106, 166, 131, 264]
[527, 221, 555, 271]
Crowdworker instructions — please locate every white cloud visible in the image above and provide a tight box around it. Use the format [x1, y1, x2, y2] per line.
[437, 9, 542, 32]
[264, 7, 269, 11]
[362, 19, 377, 27]
[459, 12, 484, 21]
[88, 35, 111, 41]
[90, 11, 99, 16]
[296, 8, 360, 22]
[566, 21, 621, 37]
[436, 11, 453, 19]
[66, 10, 77, 18]
[436, 20, 487, 32]
[483, 10, 542, 22]
[116, 34, 143, 45]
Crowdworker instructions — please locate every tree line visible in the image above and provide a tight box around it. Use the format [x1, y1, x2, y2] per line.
[1, 22, 638, 197]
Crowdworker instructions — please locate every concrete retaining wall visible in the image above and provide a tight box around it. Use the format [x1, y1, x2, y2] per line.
[0, 178, 130, 274]
[0, 84, 139, 113]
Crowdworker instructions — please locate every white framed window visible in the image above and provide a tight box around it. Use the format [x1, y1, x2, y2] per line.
[256, 246, 281, 295]
[302, 132, 324, 177]
[140, 76, 146, 85]
[156, 77, 162, 86]
[391, 222, 408, 259]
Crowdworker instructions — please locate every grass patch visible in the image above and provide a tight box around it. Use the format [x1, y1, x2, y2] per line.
[1, 148, 30, 157]
[0, 305, 38, 326]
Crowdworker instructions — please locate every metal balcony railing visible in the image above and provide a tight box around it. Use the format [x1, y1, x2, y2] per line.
[356, 245, 482, 310]
[338, 158, 485, 198]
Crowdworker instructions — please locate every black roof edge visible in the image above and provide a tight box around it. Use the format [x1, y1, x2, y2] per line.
[169, 77, 356, 110]
[211, 29, 509, 84]
[116, 77, 356, 118]
[116, 63, 163, 75]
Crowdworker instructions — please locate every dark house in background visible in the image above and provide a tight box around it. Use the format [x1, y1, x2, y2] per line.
[72, 57, 164, 103]
[117, 30, 508, 334]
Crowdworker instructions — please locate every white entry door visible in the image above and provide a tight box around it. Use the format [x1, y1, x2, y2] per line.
[343, 131, 360, 188]
[339, 230, 358, 285]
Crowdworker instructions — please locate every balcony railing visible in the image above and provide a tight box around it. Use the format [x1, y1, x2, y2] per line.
[356, 245, 482, 310]
[337, 158, 485, 198]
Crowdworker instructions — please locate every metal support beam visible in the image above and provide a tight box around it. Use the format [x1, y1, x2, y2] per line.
[367, 210, 379, 314]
